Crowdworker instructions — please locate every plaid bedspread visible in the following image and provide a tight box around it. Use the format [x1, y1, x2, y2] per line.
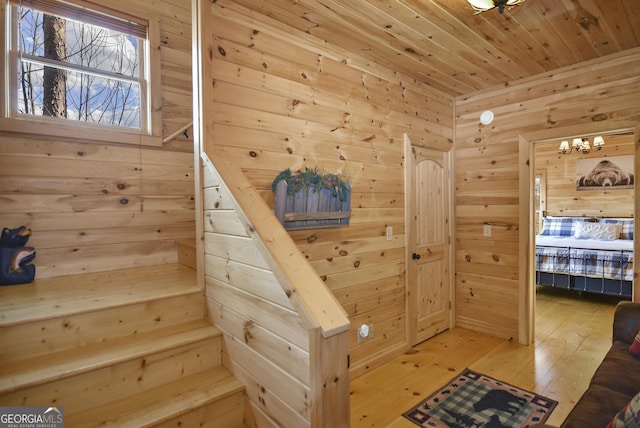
[536, 246, 633, 281]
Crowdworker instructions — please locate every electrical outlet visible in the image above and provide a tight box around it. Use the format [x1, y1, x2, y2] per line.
[386, 226, 393, 241]
[483, 224, 492, 237]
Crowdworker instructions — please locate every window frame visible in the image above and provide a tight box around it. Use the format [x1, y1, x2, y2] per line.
[0, 0, 162, 146]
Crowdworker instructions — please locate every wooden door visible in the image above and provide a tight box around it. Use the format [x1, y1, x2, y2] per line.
[406, 137, 452, 346]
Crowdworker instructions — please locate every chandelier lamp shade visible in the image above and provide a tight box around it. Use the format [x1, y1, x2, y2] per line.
[559, 136, 605, 154]
[467, 0, 527, 14]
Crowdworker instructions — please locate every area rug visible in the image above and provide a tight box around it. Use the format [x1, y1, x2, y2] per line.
[403, 368, 557, 428]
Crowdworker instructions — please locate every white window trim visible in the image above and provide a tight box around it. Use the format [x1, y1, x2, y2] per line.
[0, 0, 162, 146]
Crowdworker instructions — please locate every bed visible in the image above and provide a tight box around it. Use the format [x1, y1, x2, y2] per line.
[535, 216, 634, 298]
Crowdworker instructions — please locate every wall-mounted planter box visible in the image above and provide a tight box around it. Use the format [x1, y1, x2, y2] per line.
[274, 180, 351, 230]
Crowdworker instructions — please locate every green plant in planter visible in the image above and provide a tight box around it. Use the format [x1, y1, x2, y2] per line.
[271, 167, 350, 202]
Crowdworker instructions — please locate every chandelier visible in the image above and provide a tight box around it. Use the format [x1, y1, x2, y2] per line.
[467, 0, 527, 14]
[559, 136, 605, 154]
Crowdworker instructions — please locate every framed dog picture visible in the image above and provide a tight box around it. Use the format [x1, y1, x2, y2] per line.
[576, 155, 634, 190]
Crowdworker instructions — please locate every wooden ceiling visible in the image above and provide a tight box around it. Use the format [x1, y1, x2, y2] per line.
[229, 0, 640, 97]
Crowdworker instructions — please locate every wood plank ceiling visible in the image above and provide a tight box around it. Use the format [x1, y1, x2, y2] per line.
[228, 0, 640, 96]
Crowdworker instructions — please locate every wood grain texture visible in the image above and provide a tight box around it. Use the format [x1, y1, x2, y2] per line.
[0, 0, 195, 278]
[0, 263, 248, 427]
[351, 288, 620, 428]
[455, 49, 640, 343]
[199, 157, 350, 426]
[535, 133, 635, 217]
[199, 0, 454, 377]
[225, 0, 640, 96]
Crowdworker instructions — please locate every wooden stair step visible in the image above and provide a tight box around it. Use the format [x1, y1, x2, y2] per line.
[176, 239, 197, 270]
[176, 239, 196, 249]
[0, 264, 198, 327]
[0, 290, 205, 362]
[0, 319, 221, 395]
[155, 394, 248, 428]
[66, 366, 245, 428]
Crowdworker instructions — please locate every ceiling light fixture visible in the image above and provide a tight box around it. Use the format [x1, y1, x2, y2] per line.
[467, 0, 527, 15]
[559, 136, 605, 154]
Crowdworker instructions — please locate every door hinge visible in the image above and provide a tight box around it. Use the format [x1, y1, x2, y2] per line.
[449, 301, 452, 310]
[448, 236, 451, 245]
[347, 354, 351, 369]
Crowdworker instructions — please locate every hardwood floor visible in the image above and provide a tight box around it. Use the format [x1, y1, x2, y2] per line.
[350, 286, 626, 427]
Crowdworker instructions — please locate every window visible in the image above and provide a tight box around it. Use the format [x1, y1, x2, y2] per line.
[535, 170, 546, 235]
[1, 0, 160, 143]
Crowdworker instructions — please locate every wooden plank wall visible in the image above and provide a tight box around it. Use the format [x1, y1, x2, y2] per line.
[202, 161, 350, 427]
[203, 164, 312, 427]
[200, 0, 454, 375]
[535, 134, 634, 217]
[0, 0, 195, 278]
[455, 48, 640, 341]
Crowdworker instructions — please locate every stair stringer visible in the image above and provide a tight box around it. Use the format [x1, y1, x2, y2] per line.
[200, 152, 350, 427]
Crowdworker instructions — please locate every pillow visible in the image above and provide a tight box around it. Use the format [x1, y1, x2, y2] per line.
[602, 218, 634, 240]
[607, 390, 640, 428]
[574, 221, 621, 240]
[630, 330, 640, 358]
[539, 217, 579, 237]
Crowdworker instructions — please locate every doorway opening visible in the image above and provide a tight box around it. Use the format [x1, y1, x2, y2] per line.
[530, 130, 636, 335]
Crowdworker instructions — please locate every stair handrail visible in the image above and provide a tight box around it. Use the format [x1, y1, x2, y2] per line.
[163, 122, 193, 144]
[200, 149, 350, 338]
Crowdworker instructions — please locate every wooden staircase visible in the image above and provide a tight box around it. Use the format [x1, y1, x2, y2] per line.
[0, 263, 249, 427]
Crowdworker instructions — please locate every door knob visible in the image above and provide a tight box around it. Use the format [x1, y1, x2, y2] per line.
[412, 253, 421, 260]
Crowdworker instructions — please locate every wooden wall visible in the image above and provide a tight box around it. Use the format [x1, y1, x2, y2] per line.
[0, 0, 195, 279]
[203, 163, 314, 427]
[454, 48, 640, 341]
[535, 134, 635, 217]
[199, 0, 454, 374]
[201, 158, 350, 427]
